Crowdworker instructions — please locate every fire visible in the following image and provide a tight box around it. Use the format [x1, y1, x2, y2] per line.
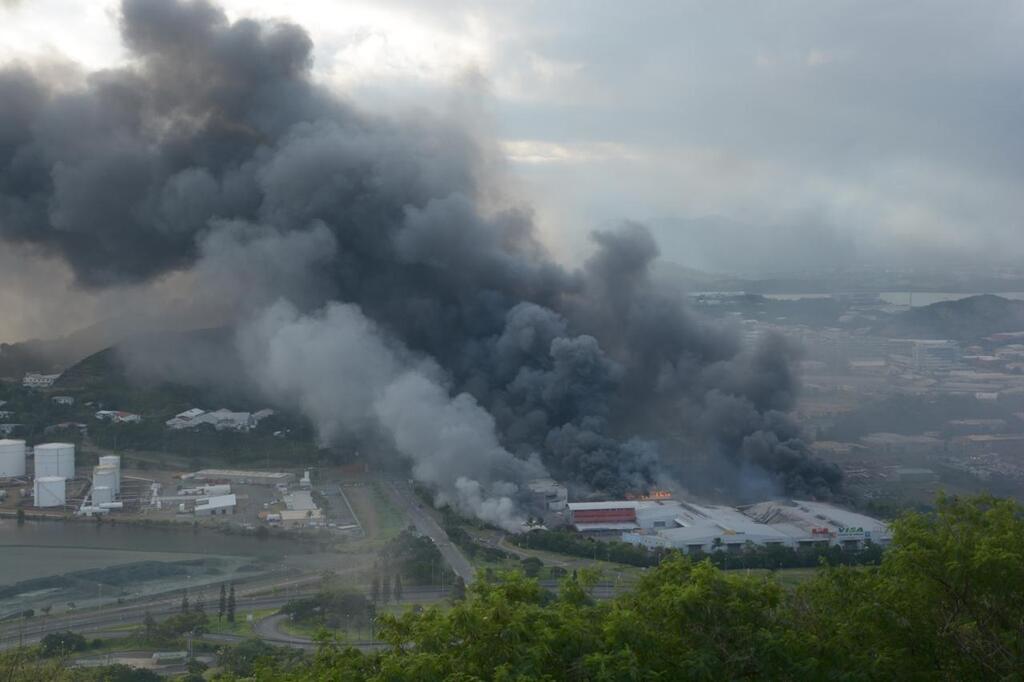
[626, 489, 673, 501]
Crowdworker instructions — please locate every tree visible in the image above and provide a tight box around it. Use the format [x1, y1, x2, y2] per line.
[227, 584, 236, 623]
[393, 574, 403, 602]
[796, 494, 1024, 680]
[16, 508, 25, 525]
[143, 611, 156, 638]
[382, 573, 391, 603]
[39, 631, 88, 658]
[520, 556, 543, 578]
[370, 574, 380, 604]
[180, 593, 189, 614]
[218, 583, 227, 620]
[201, 495, 1024, 680]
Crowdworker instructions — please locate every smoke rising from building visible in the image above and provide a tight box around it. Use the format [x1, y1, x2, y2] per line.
[0, 0, 840, 523]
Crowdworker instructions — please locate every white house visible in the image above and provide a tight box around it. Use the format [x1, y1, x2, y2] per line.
[165, 408, 206, 429]
[52, 396, 75, 406]
[23, 373, 61, 388]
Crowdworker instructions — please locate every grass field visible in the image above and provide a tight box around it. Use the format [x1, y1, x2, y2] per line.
[342, 481, 406, 549]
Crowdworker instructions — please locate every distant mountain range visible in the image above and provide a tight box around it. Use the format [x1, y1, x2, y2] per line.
[875, 294, 1024, 341]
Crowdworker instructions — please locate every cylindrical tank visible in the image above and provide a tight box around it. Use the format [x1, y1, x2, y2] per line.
[98, 455, 121, 494]
[92, 485, 113, 505]
[34, 476, 66, 507]
[93, 466, 117, 499]
[0, 439, 26, 478]
[34, 443, 75, 479]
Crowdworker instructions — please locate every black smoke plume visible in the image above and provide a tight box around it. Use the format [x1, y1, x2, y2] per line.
[0, 0, 840, 522]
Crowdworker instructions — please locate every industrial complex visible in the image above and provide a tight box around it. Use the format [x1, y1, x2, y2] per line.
[567, 497, 890, 553]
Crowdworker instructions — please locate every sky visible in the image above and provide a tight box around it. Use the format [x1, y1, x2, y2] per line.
[1, 0, 1023, 341]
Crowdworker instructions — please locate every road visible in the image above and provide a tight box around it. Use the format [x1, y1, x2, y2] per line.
[383, 480, 477, 584]
[0, 581, 457, 652]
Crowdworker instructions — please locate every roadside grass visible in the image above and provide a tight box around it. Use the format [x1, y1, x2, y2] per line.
[343, 482, 406, 550]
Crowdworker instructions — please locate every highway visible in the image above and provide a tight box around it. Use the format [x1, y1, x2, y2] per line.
[383, 480, 477, 584]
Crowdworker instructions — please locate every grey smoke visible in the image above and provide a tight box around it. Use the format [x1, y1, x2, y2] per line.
[0, 0, 841, 521]
[239, 301, 540, 529]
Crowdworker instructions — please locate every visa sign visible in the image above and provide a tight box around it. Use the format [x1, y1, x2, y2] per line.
[838, 526, 865, 537]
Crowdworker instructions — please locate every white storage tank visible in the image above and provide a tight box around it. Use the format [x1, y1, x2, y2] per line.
[98, 455, 121, 494]
[0, 439, 26, 478]
[93, 466, 117, 499]
[34, 476, 66, 507]
[34, 443, 75, 479]
[92, 485, 114, 505]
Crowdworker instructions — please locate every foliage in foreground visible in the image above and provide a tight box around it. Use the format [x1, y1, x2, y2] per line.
[1, 495, 1021, 681]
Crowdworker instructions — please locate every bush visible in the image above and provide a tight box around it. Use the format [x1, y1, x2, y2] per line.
[39, 631, 88, 657]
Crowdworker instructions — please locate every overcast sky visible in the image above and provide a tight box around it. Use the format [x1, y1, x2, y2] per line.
[2, 0, 1023, 340]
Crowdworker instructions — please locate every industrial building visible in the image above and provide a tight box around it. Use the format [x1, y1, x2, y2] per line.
[179, 484, 231, 497]
[568, 501, 639, 532]
[186, 469, 293, 486]
[568, 499, 690, 533]
[742, 500, 892, 549]
[0, 439, 26, 478]
[193, 493, 237, 516]
[599, 497, 893, 553]
[528, 478, 569, 511]
[278, 509, 324, 528]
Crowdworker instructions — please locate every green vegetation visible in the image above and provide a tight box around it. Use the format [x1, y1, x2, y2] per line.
[38, 631, 90, 658]
[216, 638, 303, 678]
[238, 495, 1024, 680]
[512, 528, 885, 570]
[379, 529, 453, 586]
[280, 589, 375, 630]
[2, 494, 1022, 680]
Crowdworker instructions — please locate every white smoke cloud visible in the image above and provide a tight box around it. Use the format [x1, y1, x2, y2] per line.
[238, 299, 542, 530]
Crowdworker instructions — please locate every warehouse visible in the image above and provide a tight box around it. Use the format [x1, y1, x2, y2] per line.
[742, 500, 891, 549]
[193, 493, 237, 516]
[619, 498, 891, 553]
[623, 500, 799, 554]
[568, 501, 639, 533]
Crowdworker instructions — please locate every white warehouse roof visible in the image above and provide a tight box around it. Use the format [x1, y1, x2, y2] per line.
[194, 493, 236, 511]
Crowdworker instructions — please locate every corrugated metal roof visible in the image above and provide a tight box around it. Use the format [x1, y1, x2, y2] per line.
[568, 501, 639, 511]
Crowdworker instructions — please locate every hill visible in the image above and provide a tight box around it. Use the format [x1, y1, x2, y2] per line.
[51, 327, 260, 414]
[0, 313, 179, 380]
[875, 294, 1024, 340]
